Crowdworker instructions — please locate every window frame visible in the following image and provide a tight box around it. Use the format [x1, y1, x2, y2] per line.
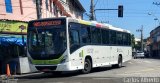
[90, 26, 102, 45]
[5, 0, 13, 13]
[101, 28, 109, 45]
[80, 25, 91, 45]
[109, 30, 117, 45]
[68, 22, 131, 47]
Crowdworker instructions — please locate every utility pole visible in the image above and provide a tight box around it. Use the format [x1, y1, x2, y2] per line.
[36, 0, 41, 19]
[136, 25, 144, 51]
[89, 0, 123, 20]
[153, 1, 160, 6]
[90, 0, 95, 20]
[141, 25, 143, 52]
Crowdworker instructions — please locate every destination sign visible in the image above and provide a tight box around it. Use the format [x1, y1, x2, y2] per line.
[33, 20, 62, 27]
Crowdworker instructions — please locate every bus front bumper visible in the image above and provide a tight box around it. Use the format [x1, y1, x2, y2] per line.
[34, 61, 71, 72]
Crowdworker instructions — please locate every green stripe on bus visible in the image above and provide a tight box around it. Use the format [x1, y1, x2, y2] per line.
[31, 55, 64, 65]
[82, 50, 84, 57]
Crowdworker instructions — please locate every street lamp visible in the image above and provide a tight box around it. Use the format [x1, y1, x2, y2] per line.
[148, 12, 160, 26]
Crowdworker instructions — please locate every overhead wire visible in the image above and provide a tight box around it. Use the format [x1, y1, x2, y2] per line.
[94, 0, 99, 7]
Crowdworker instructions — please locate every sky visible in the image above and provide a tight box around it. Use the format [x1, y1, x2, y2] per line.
[80, 0, 160, 39]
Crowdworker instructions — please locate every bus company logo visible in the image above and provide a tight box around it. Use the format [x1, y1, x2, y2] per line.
[33, 20, 61, 27]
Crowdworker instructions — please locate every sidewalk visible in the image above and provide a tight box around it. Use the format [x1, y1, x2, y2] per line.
[149, 55, 160, 59]
[0, 72, 43, 78]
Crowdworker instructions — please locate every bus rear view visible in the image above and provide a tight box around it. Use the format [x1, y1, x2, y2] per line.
[27, 18, 69, 72]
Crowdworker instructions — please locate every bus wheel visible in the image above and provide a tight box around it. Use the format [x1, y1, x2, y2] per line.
[117, 56, 122, 68]
[81, 59, 92, 74]
[113, 56, 122, 68]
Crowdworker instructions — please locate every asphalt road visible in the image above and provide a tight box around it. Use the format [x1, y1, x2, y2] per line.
[3, 58, 160, 83]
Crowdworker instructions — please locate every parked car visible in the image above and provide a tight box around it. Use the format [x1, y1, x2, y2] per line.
[132, 51, 136, 57]
[134, 51, 145, 59]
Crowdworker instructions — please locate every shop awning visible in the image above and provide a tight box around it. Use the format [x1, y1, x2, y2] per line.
[0, 37, 26, 46]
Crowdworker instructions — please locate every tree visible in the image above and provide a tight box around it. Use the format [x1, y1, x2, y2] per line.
[135, 41, 141, 51]
[131, 34, 135, 50]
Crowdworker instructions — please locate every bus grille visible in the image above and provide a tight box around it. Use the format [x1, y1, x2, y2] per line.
[36, 66, 57, 71]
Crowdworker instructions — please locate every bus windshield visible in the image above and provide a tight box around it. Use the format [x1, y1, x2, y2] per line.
[28, 26, 66, 60]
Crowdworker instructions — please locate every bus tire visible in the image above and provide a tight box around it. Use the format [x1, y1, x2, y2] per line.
[113, 55, 122, 68]
[81, 58, 92, 74]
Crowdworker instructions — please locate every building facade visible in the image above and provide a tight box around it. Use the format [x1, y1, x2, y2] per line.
[150, 26, 160, 57]
[0, 0, 85, 21]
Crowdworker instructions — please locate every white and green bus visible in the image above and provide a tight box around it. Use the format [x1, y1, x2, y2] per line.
[27, 17, 132, 74]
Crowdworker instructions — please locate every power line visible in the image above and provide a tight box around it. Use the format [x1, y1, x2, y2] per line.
[96, 12, 152, 14]
[94, 0, 99, 7]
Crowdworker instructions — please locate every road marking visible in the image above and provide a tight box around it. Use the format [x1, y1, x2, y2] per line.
[136, 61, 142, 64]
[93, 78, 111, 80]
[47, 82, 82, 83]
[135, 60, 152, 64]
[128, 62, 133, 64]
[124, 68, 154, 74]
[153, 67, 160, 70]
[118, 67, 160, 76]
[143, 61, 152, 63]
[92, 77, 118, 80]
[46, 82, 64, 83]
[117, 72, 141, 76]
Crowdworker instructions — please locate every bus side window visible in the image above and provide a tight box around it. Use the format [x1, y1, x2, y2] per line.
[123, 33, 127, 45]
[91, 27, 101, 44]
[128, 34, 131, 46]
[69, 29, 80, 53]
[110, 30, 116, 45]
[80, 25, 91, 45]
[117, 32, 123, 45]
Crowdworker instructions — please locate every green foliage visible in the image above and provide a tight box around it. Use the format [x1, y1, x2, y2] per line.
[131, 34, 135, 49]
[135, 41, 141, 51]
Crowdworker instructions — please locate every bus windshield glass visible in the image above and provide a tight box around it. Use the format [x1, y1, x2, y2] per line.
[28, 24, 66, 60]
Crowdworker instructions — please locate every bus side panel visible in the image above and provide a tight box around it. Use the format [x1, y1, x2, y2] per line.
[110, 46, 132, 65]
[109, 46, 118, 64]
[69, 47, 85, 70]
[91, 46, 111, 67]
[69, 45, 112, 70]
[68, 45, 132, 70]
[123, 47, 132, 62]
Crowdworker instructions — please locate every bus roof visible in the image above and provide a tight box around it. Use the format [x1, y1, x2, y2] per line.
[28, 17, 131, 33]
[67, 17, 131, 33]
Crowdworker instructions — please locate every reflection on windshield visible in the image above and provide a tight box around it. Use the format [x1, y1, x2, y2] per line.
[28, 27, 66, 60]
